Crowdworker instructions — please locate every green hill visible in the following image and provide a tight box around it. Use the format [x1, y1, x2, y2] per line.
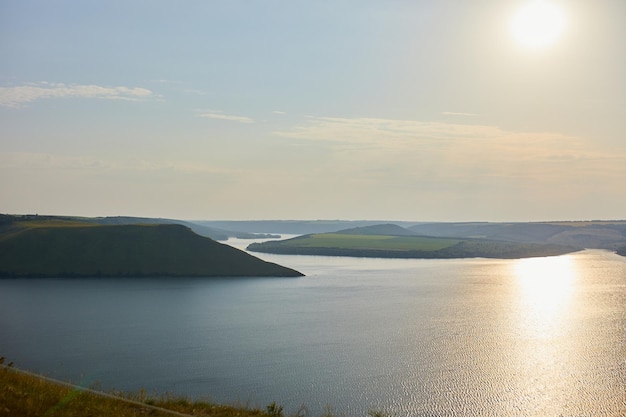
[0, 216, 302, 278]
[248, 227, 579, 259]
[408, 221, 626, 250]
[335, 223, 417, 236]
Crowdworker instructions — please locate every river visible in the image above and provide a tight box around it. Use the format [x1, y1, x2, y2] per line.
[0, 238, 624, 416]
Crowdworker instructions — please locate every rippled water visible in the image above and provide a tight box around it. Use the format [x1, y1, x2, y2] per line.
[0, 243, 624, 416]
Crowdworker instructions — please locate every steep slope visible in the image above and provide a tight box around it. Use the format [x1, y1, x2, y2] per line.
[0, 222, 302, 278]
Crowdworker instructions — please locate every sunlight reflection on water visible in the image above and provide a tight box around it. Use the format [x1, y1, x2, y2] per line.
[509, 256, 581, 415]
[506, 253, 625, 416]
[513, 255, 577, 337]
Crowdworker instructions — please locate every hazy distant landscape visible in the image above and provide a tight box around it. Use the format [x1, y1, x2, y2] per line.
[205, 219, 626, 251]
[2, 214, 625, 279]
[214, 219, 626, 259]
[247, 224, 580, 259]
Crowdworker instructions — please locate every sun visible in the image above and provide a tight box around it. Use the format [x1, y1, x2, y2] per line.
[510, 0, 566, 49]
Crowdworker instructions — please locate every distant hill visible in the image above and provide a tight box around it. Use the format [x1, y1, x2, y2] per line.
[91, 216, 279, 241]
[0, 215, 302, 278]
[196, 220, 626, 252]
[408, 221, 626, 250]
[335, 223, 417, 236]
[248, 225, 578, 259]
[196, 220, 418, 235]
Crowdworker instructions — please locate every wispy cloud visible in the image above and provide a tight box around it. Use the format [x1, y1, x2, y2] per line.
[273, 110, 286, 115]
[274, 116, 626, 183]
[134, 159, 235, 176]
[0, 152, 234, 177]
[148, 79, 181, 84]
[442, 111, 477, 117]
[275, 116, 502, 143]
[0, 152, 116, 170]
[0, 82, 156, 108]
[197, 111, 254, 124]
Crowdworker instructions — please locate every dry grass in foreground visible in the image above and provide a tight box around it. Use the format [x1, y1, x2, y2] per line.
[0, 360, 274, 417]
[0, 359, 390, 417]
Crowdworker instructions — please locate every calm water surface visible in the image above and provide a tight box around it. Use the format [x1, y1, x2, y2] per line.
[1, 240, 625, 417]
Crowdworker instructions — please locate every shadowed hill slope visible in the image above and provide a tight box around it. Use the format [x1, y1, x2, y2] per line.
[0, 219, 302, 278]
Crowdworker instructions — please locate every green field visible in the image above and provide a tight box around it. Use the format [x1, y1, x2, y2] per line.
[287, 233, 461, 251]
[248, 226, 580, 259]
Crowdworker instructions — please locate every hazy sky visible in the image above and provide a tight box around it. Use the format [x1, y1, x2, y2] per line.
[1, 0, 624, 221]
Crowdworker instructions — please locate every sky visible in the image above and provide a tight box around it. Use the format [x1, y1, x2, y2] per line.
[1, 0, 624, 221]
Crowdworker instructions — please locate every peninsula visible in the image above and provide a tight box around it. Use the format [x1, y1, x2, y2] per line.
[0, 215, 302, 278]
[247, 224, 579, 259]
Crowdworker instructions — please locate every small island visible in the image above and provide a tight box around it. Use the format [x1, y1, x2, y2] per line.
[0, 215, 302, 278]
[248, 224, 580, 259]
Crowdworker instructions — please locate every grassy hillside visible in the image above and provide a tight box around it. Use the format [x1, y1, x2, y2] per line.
[1, 361, 388, 417]
[0, 362, 275, 417]
[248, 229, 578, 259]
[333, 223, 418, 236]
[284, 233, 461, 251]
[0, 216, 302, 278]
[408, 221, 626, 249]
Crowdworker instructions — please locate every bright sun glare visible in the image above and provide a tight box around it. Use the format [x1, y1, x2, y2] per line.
[514, 255, 576, 326]
[510, 0, 566, 49]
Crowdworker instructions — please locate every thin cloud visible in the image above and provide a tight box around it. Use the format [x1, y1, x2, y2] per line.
[273, 110, 286, 115]
[273, 115, 626, 183]
[197, 111, 254, 124]
[275, 116, 503, 143]
[135, 159, 235, 175]
[442, 111, 478, 116]
[0, 152, 116, 170]
[148, 79, 182, 84]
[0, 152, 234, 177]
[0, 82, 155, 108]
